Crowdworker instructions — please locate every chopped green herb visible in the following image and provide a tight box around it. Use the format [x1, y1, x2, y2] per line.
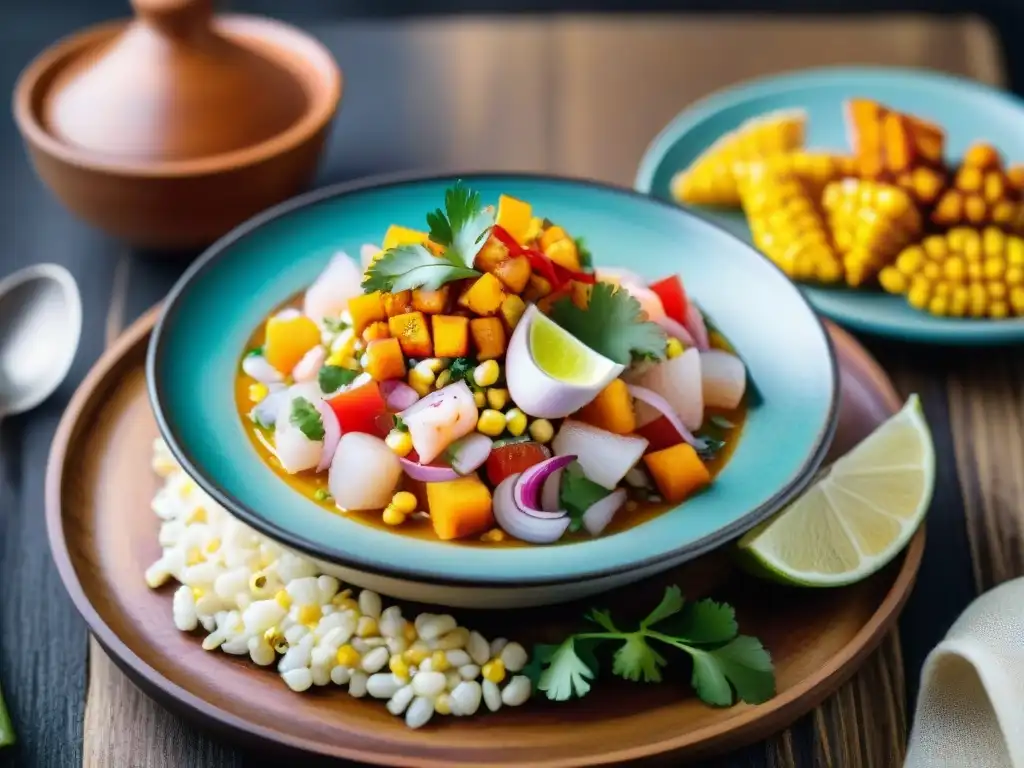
[392, 415, 408, 432]
[313, 488, 332, 502]
[550, 282, 666, 366]
[446, 357, 480, 388]
[696, 436, 727, 462]
[526, 585, 774, 708]
[323, 317, 349, 334]
[245, 346, 263, 358]
[575, 237, 594, 271]
[560, 462, 611, 532]
[251, 410, 276, 431]
[319, 364, 357, 394]
[362, 244, 480, 294]
[710, 415, 735, 430]
[425, 180, 494, 262]
[290, 397, 325, 441]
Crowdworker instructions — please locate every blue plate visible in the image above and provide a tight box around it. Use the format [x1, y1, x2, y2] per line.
[636, 66, 1024, 345]
[148, 173, 838, 588]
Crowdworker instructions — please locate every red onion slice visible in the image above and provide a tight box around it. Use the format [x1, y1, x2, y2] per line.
[684, 302, 710, 351]
[541, 468, 563, 512]
[313, 400, 342, 473]
[399, 458, 461, 482]
[513, 455, 576, 518]
[627, 384, 707, 451]
[446, 433, 493, 476]
[380, 380, 421, 412]
[494, 474, 570, 544]
[653, 316, 697, 348]
[582, 488, 628, 536]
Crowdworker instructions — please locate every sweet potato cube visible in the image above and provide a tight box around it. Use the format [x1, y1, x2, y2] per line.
[500, 295, 527, 332]
[474, 237, 510, 273]
[523, 273, 552, 302]
[643, 443, 711, 504]
[544, 239, 580, 273]
[427, 476, 494, 541]
[388, 311, 433, 358]
[882, 113, 913, 173]
[458, 273, 505, 316]
[364, 338, 406, 381]
[263, 314, 321, 374]
[383, 290, 414, 318]
[411, 286, 449, 314]
[540, 225, 569, 251]
[382, 225, 429, 251]
[578, 379, 636, 435]
[470, 317, 507, 360]
[495, 195, 532, 245]
[348, 292, 386, 334]
[432, 315, 470, 358]
[361, 321, 390, 343]
[492, 255, 531, 294]
[570, 280, 592, 310]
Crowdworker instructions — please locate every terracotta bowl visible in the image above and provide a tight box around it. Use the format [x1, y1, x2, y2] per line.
[12, 14, 342, 251]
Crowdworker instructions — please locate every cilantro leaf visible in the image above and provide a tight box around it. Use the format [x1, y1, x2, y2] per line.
[696, 436, 727, 462]
[537, 638, 597, 701]
[289, 397, 325, 441]
[245, 346, 263, 358]
[575, 237, 594, 271]
[392, 415, 408, 432]
[323, 317, 349, 334]
[319, 365, 357, 394]
[585, 607, 619, 633]
[690, 637, 775, 706]
[549, 282, 666, 365]
[446, 356, 482, 390]
[640, 585, 685, 630]
[362, 244, 480, 294]
[612, 635, 666, 683]
[656, 599, 738, 645]
[426, 181, 494, 264]
[689, 648, 734, 706]
[560, 463, 610, 530]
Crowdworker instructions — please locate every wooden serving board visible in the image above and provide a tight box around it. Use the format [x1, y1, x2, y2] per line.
[45, 307, 923, 767]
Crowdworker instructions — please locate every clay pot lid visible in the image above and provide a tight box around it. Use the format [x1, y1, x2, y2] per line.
[40, 0, 310, 163]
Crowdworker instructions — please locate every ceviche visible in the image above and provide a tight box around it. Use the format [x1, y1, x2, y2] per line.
[235, 183, 748, 545]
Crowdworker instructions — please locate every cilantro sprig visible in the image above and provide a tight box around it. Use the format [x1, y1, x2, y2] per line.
[525, 586, 775, 707]
[560, 462, 610, 532]
[426, 181, 495, 262]
[549, 282, 666, 366]
[290, 397, 325, 441]
[319, 365, 357, 394]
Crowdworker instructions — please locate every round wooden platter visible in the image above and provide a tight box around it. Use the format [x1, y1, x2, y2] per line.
[46, 307, 924, 768]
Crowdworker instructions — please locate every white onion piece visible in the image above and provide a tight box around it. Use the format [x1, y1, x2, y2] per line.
[595, 267, 645, 286]
[292, 346, 326, 383]
[242, 354, 283, 384]
[399, 459, 460, 483]
[288, 381, 324, 403]
[399, 381, 478, 464]
[313, 400, 342, 473]
[626, 384, 707, 451]
[250, 388, 290, 429]
[700, 350, 747, 410]
[304, 252, 364, 326]
[684, 302, 710, 351]
[541, 469, 563, 512]
[361, 244, 382, 269]
[582, 488, 627, 536]
[653, 315, 697, 348]
[631, 348, 703, 431]
[619, 282, 666, 323]
[447, 433, 493, 476]
[380, 380, 420, 412]
[329, 433, 402, 510]
[513, 455, 575, 519]
[493, 474, 570, 544]
[274, 394, 324, 474]
[551, 420, 648, 490]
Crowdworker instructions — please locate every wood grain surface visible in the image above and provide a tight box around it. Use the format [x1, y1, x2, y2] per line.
[0, 10, 1007, 768]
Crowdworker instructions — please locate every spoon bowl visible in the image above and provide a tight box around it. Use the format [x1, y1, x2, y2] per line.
[0, 264, 81, 419]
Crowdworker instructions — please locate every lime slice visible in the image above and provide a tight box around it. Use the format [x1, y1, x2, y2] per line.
[736, 394, 934, 587]
[529, 309, 617, 386]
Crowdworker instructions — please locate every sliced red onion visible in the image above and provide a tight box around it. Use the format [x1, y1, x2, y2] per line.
[242, 354, 284, 384]
[582, 488, 628, 536]
[513, 455, 576, 518]
[399, 458, 461, 482]
[313, 400, 342, 472]
[380, 380, 421, 412]
[627, 384, 707, 451]
[493, 474, 570, 544]
[292, 346, 326, 383]
[700, 350, 747, 410]
[541, 468, 563, 512]
[684, 302, 710, 351]
[653, 315, 697, 348]
[446, 433, 493, 476]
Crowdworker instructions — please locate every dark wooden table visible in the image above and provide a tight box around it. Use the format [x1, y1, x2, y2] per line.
[0, 8, 1010, 767]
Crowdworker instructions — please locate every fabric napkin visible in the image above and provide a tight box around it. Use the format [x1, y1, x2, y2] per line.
[905, 577, 1024, 767]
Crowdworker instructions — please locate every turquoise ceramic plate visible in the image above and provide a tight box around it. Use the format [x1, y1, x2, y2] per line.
[148, 173, 838, 587]
[636, 66, 1024, 345]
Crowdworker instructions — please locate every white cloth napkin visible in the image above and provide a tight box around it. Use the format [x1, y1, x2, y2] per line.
[905, 577, 1024, 768]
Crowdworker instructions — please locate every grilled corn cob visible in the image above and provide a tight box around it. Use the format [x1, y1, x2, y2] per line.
[754, 152, 859, 198]
[671, 109, 806, 207]
[737, 162, 843, 283]
[879, 225, 1024, 318]
[931, 142, 1024, 232]
[821, 179, 922, 287]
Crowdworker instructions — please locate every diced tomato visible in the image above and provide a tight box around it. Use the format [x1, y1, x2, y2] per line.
[485, 442, 549, 487]
[326, 381, 389, 437]
[636, 416, 685, 453]
[649, 275, 689, 325]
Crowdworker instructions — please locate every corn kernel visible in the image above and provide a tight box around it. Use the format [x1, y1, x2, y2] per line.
[480, 528, 507, 543]
[389, 655, 411, 680]
[907, 282, 932, 310]
[528, 418, 554, 444]
[186, 547, 204, 566]
[473, 390, 487, 409]
[965, 196, 988, 224]
[983, 227, 1006, 258]
[336, 644, 361, 667]
[928, 294, 950, 316]
[922, 236, 948, 260]
[962, 231, 983, 261]
[385, 429, 413, 457]
[403, 647, 429, 665]
[896, 247, 925, 275]
[298, 604, 322, 626]
[666, 338, 685, 359]
[356, 618, 379, 638]
[486, 388, 509, 410]
[956, 166, 983, 193]
[922, 262, 941, 281]
[984, 172, 1006, 203]
[473, 360, 500, 388]
[204, 537, 221, 554]
[403, 624, 418, 643]
[993, 201, 1017, 225]
[430, 650, 450, 672]
[942, 257, 965, 283]
[949, 287, 969, 317]
[382, 505, 406, 526]
[325, 350, 347, 368]
[984, 258, 1006, 280]
[248, 383, 269, 403]
[192, 587, 205, 600]
[477, 409, 506, 437]
[273, 589, 291, 609]
[434, 693, 453, 716]
[408, 367, 435, 396]
[965, 142, 1001, 170]
[1008, 238, 1024, 265]
[1011, 287, 1024, 313]
[420, 358, 445, 374]
[505, 408, 527, 437]
[434, 369, 452, 389]
[482, 659, 506, 684]
[879, 267, 907, 294]
[967, 262, 984, 281]
[185, 506, 207, 524]
[387, 491, 417, 516]
[992, 300, 1010, 319]
[1006, 267, 1024, 286]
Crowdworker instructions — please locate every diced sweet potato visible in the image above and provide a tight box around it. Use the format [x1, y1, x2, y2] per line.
[882, 112, 913, 173]
[500, 295, 527, 332]
[348, 292, 386, 334]
[388, 311, 433, 358]
[458, 273, 505, 316]
[540, 226, 569, 251]
[492, 255, 531, 294]
[544, 239, 580, 272]
[382, 225, 429, 250]
[578, 379, 636, 435]
[495, 195, 532, 244]
[643, 443, 711, 504]
[570, 280, 592, 309]
[427, 477, 494, 541]
[432, 315, 470, 357]
[264, 314, 321, 374]
[470, 317, 507, 360]
[364, 338, 406, 381]
[361, 321, 390, 343]
[411, 287, 449, 314]
[474, 238, 510, 273]
[383, 290, 414, 318]
[523, 274, 552, 302]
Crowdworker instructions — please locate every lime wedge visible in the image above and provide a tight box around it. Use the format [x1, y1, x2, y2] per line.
[529, 309, 617, 386]
[736, 394, 934, 587]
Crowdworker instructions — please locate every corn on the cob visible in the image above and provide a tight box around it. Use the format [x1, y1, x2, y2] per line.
[820, 179, 922, 287]
[671, 109, 806, 207]
[737, 162, 843, 283]
[751, 152, 858, 198]
[879, 225, 1024, 317]
[931, 142, 1024, 233]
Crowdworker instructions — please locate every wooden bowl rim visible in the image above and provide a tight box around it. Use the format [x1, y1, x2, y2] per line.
[44, 306, 925, 767]
[12, 14, 342, 178]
